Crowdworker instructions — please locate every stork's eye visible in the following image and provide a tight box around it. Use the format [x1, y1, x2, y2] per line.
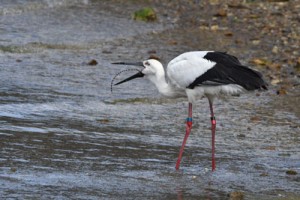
[144, 61, 150, 66]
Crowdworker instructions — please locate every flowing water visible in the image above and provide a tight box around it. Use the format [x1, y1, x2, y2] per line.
[0, 1, 299, 199]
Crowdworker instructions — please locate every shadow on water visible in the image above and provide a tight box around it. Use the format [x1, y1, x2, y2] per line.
[0, 0, 299, 199]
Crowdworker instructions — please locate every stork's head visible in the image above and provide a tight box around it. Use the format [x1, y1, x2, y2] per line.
[112, 59, 164, 86]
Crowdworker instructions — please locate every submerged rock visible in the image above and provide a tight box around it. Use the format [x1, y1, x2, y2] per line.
[286, 170, 297, 175]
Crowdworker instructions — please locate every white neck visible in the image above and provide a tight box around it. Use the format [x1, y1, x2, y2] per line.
[147, 72, 180, 98]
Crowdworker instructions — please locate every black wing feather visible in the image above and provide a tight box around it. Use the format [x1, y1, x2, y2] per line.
[204, 51, 242, 65]
[188, 52, 268, 90]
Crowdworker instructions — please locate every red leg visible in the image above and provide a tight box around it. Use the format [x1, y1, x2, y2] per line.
[209, 99, 216, 171]
[175, 103, 193, 170]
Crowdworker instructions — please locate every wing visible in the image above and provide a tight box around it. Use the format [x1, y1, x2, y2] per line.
[187, 52, 268, 90]
[166, 51, 216, 88]
[167, 51, 267, 91]
[204, 51, 242, 65]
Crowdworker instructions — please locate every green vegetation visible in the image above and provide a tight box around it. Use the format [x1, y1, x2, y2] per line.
[133, 7, 157, 22]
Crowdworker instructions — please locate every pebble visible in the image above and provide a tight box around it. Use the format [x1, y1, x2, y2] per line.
[272, 45, 279, 54]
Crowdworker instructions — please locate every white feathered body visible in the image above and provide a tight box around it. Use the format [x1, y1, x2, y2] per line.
[164, 51, 247, 102]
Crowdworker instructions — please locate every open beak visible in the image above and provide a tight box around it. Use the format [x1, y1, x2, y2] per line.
[114, 71, 144, 85]
[112, 61, 145, 85]
[112, 61, 144, 66]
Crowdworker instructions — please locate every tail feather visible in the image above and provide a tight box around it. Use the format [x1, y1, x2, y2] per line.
[232, 64, 268, 91]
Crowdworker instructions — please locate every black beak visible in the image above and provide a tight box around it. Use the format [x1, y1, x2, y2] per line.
[112, 61, 145, 85]
[112, 61, 144, 67]
[114, 71, 144, 85]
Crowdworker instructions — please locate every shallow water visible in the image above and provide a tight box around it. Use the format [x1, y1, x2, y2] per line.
[0, 1, 299, 199]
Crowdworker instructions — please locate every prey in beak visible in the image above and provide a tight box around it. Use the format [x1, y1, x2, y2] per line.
[111, 62, 145, 92]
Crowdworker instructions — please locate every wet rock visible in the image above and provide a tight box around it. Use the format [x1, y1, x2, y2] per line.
[199, 25, 210, 30]
[133, 7, 157, 22]
[210, 25, 219, 31]
[147, 49, 157, 54]
[262, 146, 276, 150]
[98, 119, 110, 123]
[228, 3, 249, 9]
[88, 59, 98, 66]
[214, 8, 227, 17]
[224, 31, 233, 37]
[148, 55, 160, 61]
[209, 0, 220, 5]
[10, 167, 17, 173]
[102, 49, 112, 54]
[278, 153, 291, 157]
[294, 57, 300, 73]
[276, 87, 287, 95]
[269, 63, 281, 71]
[260, 172, 269, 177]
[229, 191, 244, 200]
[272, 45, 279, 54]
[286, 170, 297, 175]
[251, 39, 261, 45]
[254, 164, 266, 170]
[234, 39, 243, 44]
[250, 116, 261, 122]
[237, 133, 246, 138]
[167, 40, 178, 45]
[271, 78, 282, 85]
[250, 58, 268, 66]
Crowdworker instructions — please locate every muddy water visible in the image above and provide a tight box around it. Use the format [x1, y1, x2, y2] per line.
[0, 1, 299, 199]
